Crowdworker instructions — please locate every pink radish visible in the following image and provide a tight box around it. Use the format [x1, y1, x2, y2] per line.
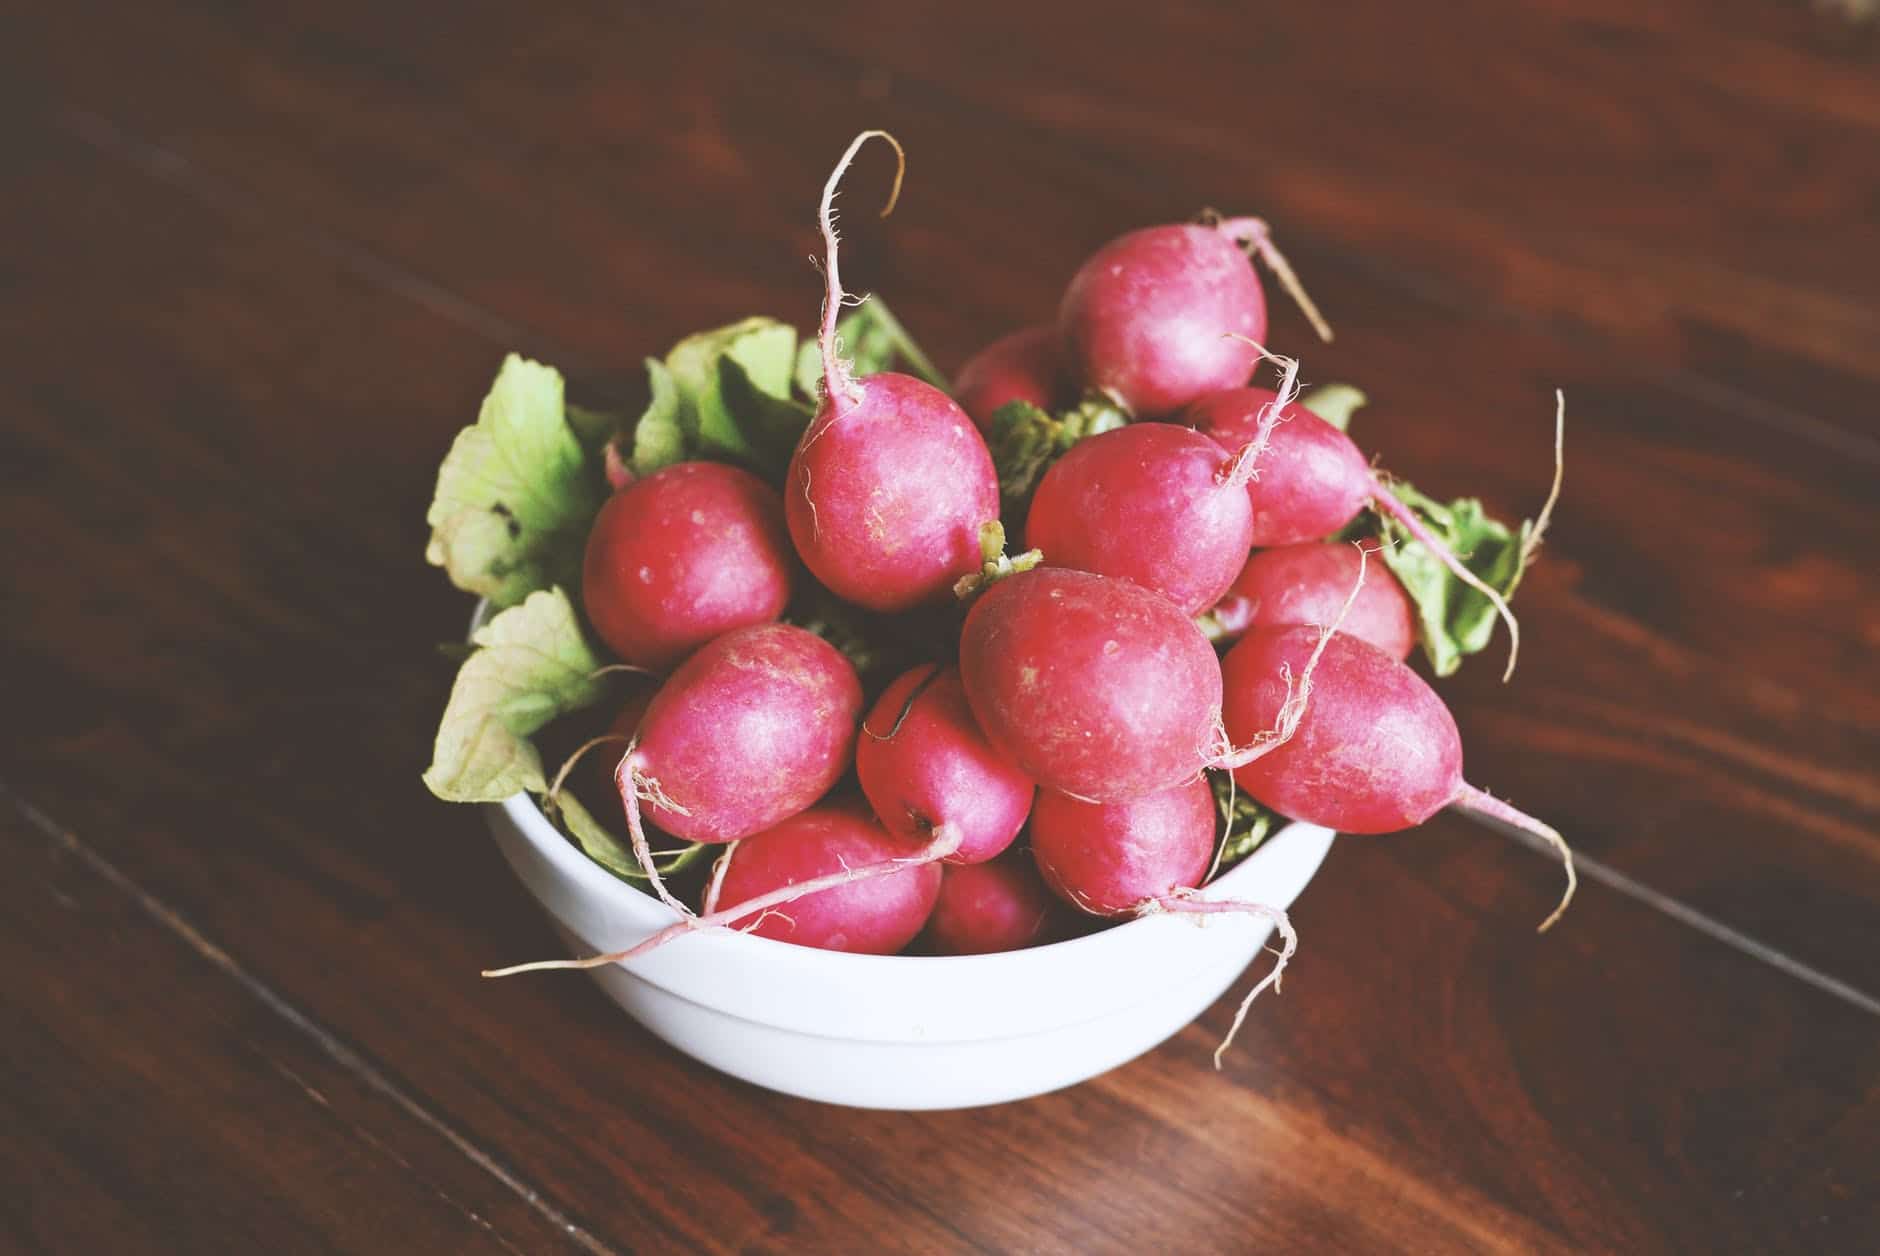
[1024, 421, 1260, 615]
[958, 568, 1224, 802]
[1186, 384, 1522, 678]
[1057, 218, 1330, 419]
[611, 623, 862, 912]
[856, 663, 1035, 865]
[784, 132, 1000, 612]
[953, 325, 1065, 434]
[487, 804, 958, 974]
[701, 803, 943, 954]
[925, 854, 1066, 955]
[1030, 778, 1219, 917]
[1029, 777, 1299, 1066]
[1212, 542, 1416, 660]
[581, 461, 794, 669]
[1222, 624, 1576, 929]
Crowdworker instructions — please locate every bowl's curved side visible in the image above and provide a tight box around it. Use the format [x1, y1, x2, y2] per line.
[556, 917, 1277, 1109]
[485, 790, 1335, 1045]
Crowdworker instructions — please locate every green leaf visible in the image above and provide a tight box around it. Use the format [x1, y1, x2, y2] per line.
[422, 588, 608, 802]
[986, 394, 1129, 514]
[546, 789, 710, 884]
[1210, 772, 1284, 873]
[719, 354, 815, 469]
[425, 355, 605, 607]
[629, 318, 812, 482]
[793, 297, 948, 398]
[563, 400, 622, 451]
[1359, 481, 1528, 677]
[629, 357, 687, 477]
[1299, 383, 1367, 432]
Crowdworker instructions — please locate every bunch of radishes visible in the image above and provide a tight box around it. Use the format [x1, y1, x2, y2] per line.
[432, 132, 1573, 1048]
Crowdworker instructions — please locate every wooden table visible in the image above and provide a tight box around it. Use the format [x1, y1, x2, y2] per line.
[5, 2, 1877, 1251]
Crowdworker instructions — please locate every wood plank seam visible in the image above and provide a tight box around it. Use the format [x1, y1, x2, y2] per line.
[3, 785, 623, 1256]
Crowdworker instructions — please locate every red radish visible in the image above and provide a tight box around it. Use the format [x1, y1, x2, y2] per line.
[785, 132, 1000, 612]
[1024, 421, 1259, 615]
[1212, 542, 1416, 660]
[1057, 218, 1330, 419]
[702, 803, 943, 954]
[1223, 625, 1576, 929]
[1030, 778, 1218, 917]
[1187, 383, 1523, 678]
[925, 854, 1065, 955]
[856, 664, 1035, 865]
[581, 461, 793, 668]
[612, 623, 862, 912]
[953, 325, 1065, 434]
[958, 568, 1224, 802]
[1029, 778, 1299, 1066]
[488, 805, 959, 974]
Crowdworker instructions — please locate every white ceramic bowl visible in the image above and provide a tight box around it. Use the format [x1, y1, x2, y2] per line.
[485, 790, 1333, 1110]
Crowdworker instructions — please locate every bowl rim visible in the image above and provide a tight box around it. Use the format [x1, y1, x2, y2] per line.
[470, 597, 1321, 970]
[495, 783, 1317, 970]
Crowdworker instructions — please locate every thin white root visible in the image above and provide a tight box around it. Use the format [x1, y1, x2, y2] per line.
[543, 733, 634, 816]
[1204, 768, 1239, 885]
[483, 825, 963, 977]
[1145, 889, 1298, 1067]
[702, 841, 736, 914]
[1520, 390, 1567, 576]
[1216, 337, 1302, 490]
[585, 662, 660, 682]
[1217, 216, 1333, 344]
[816, 130, 906, 406]
[1211, 544, 1368, 770]
[615, 753, 691, 917]
[1372, 484, 1522, 683]
[1450, 783, 1577, 932]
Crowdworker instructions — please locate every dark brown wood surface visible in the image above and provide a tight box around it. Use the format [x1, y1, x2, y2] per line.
[3, 2, 1877, 1252]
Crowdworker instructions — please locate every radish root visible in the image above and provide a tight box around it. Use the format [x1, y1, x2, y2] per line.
[1451, 783, 1577, 932]
[1216, 338, 1302, 491]
[614, 749, 693, 917]
[1144, 888, 1298, 1067]
[1216, 216, 1334, 344]
[543, 733, 634, 817]
[1211, 543, 1368, 770]
[1520, 390, 1566, 576]
[483, 825, 963, 976]
[1371, 483, 1523, 683]
[702, 841, 736, 914]
[816, 130, 906, 407]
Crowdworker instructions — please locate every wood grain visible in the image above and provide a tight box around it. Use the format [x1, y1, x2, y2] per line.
[2, 3, 1877, 1252]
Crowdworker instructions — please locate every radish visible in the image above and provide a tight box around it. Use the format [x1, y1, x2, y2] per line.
[487, 802, 957, 973]
[925, 854, 1065, 955]
[958, 568, 1225, 802]
[1057, 217, 1330, 419]
[1024, 421, 1260, 615]
[581, 461, 794, 668]
[855, 663, 1035, 865]
[953, 325, 1064, 434]
[611, 622, 862, 912]
[1222, 624, 1576, 929]
[1029, 778, 1218, 917]
[1186, 383, 1522, 678]
[699, 802, 943, 954]
[1211, 542, 1416, 660]
[1029, 777, 1299, 1065]
[785, 132, 1000, 612]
